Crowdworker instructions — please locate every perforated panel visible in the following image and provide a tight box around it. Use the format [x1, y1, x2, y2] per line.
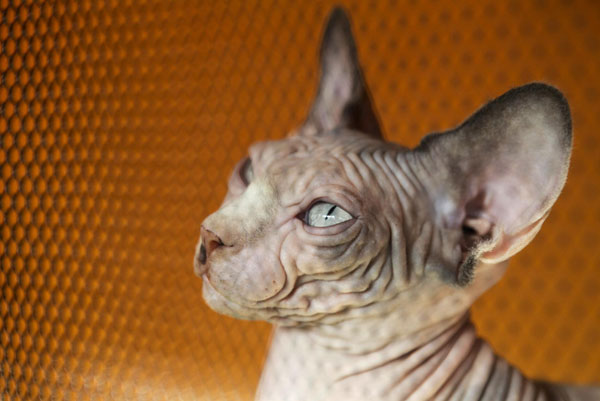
[1, 0, 599, 400]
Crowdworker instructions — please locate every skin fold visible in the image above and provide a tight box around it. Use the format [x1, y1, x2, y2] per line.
[194, 8, 599, 401]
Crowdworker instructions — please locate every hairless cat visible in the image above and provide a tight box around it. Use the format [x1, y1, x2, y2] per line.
[194, 7, 600, 401]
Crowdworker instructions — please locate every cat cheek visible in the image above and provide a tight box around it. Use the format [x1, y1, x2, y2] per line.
[201, 276, 248, 319]
[211, 247, 287, 303]
[202, 278, 261, 320]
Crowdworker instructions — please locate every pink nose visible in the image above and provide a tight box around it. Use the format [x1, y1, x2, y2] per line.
[198, 226, 224, 265]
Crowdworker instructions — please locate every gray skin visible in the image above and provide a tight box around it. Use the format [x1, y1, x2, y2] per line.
[194, 8, 600, 401]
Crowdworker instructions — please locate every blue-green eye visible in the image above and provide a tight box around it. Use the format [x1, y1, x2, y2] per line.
[305, 202, 353, 227]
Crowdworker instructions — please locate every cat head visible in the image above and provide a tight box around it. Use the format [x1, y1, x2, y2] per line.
[194, 8, 571, 329]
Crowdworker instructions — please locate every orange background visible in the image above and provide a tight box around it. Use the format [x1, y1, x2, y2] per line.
[1, 0, 600, 400]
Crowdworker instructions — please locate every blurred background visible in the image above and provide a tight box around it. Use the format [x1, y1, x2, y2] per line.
[1, 0, 600, 400]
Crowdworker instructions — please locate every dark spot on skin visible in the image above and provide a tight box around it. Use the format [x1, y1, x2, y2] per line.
[457, 253, 477, 287]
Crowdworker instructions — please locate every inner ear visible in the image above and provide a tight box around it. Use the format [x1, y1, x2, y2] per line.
[301, 7, 383, 139]
[416, 83, 572, 283]
[461, 217, 492, 251]
[459, 192, 493, 250]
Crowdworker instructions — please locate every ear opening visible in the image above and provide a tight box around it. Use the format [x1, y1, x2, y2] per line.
[456, 214, 496, 287]
[416, 83, 572, 284]
[301, 7, 383, 139]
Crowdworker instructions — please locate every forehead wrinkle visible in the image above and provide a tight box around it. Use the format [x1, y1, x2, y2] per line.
[273, 159, 324, 205]
[275, 153, 360, 207]
[360, 150, 400, 208]
[267, 147, 317, 191]
[253, 138, 308, 172]
[371, 150, 409, 218]
[343, 151, 389, 205]
[340, 153, 370, 199]
[254, 136, 384, 216]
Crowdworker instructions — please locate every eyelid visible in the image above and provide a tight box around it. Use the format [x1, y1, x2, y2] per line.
[301, 198, 356, 216]
[301, 217, 358, 237]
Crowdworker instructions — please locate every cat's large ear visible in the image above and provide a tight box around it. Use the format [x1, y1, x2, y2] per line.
[301, 7, 383, 138]
[416, 83, 572, 278]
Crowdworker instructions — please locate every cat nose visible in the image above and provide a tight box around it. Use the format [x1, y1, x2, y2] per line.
[199, 226, 224, 264]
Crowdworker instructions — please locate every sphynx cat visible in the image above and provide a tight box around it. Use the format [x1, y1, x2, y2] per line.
[194, 8, 600, 401]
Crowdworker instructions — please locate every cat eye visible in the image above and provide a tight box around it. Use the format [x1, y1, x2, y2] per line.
[240, 157, 254, 186]
[305, 201, 353, 227]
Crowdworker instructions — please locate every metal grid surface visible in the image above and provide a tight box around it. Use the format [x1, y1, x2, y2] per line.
[1, 0, 600, 399]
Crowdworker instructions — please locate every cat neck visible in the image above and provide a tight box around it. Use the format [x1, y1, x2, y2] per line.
[256, 311, 559, 401]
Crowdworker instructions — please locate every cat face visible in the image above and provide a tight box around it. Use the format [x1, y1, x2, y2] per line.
[197, 131, 422, 325]
[194, 9, 571, 329]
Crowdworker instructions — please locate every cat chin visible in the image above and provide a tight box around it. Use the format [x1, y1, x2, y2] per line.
[202, 277, 241, 316]
[203, 283, 367, 327]
[202, 276, 357, 326]
[202, 276, 264, 320]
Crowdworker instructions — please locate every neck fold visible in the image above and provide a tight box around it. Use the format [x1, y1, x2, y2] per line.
[257, 314, 556, 401]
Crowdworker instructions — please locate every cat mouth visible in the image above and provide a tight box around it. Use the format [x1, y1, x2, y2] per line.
[201, 275, 259, 320]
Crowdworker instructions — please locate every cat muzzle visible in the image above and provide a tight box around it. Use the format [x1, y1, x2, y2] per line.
[194, 226, 225, 276]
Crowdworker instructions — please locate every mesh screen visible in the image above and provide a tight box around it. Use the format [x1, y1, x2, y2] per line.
[1, 0, 599, 400]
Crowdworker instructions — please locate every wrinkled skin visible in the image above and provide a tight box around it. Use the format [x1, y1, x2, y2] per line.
[194, 8, 599, 401]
